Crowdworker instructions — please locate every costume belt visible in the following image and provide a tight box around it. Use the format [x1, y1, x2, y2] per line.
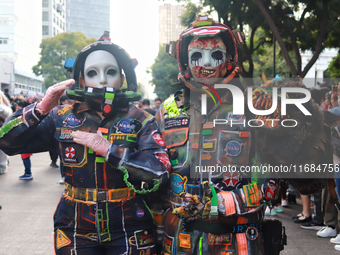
[64, 183, 135, 203]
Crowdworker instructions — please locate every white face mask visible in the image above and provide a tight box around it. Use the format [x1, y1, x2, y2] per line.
[188, 36, 228, 83]
[84, 50, 122, 89]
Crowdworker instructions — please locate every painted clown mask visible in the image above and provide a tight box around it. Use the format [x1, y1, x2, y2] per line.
[188, 36, 227, 84]
[84, 50, 123, 89]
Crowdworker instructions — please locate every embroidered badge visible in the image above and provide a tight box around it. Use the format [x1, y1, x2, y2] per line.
[64, 146, 77, 163]
[115, 118, 142, 134]
[227, 111, 244, 122]
[207, 233, 232, 245]
[163, 233, 174, 254]
[134, 229, 155, 249]
[223, 171, 240, 187]
[136, 209, 145, 218]
[220, 250, 235, 255]
[58, 106, 72, 115]
[164, 117, 190, 130]
[246, 226, 259, 241]
[58, 128, 73, 140]
[156, 153, 171, 171]
[63, 114, 85, 127]
[170, 173, 188, 196]
[179, 232, 191, 249]
[242, 183, 261, 207]
[56, 229, 71, 249]
[153, 133, 166, 146]
[224, 140, 243, 156]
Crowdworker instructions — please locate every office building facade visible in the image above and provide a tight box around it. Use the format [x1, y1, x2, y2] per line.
[42, 0, 66, 39]
[66, 0, 110, 39]
[159, 4, 186, 45]
[0, 0, 44, 96]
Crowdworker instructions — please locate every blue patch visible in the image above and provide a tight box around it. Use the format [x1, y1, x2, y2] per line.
[226, 111, 244, 122]
[224, 140, 243, 156]
[117, 118, 132, 133]
[63, 114, 85, 127]
[170, 173, 188, 196]
[115, 118, 142, 134]
[136, 209, 145, 218]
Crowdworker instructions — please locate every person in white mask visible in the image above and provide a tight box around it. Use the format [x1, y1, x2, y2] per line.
[0, 37, 169, 255]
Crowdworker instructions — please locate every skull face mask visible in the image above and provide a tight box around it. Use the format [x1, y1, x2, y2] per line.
[84, 50, 123, 89]
[188, 36, 227, 84]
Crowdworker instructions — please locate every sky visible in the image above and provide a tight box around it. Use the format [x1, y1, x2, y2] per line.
[110, 0, 179, 99]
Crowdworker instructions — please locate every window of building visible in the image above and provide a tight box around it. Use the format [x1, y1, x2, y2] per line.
[42, 26, 49, 35]
[0, 18, 8, 26]
[42, 0, 48, 7]
[42, 12, 49, 21]
[53, 14, 56, 23]
[0, 38, 8, 44]
[53, 27, 56, 36]
[57, 17, 59, 26]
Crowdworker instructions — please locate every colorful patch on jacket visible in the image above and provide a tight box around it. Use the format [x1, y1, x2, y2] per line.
[56, 229, 71, 249]
[115, 118, 142, 134]
[223, 171, 240, 187]
[58, 128, 74, 140]
[156, 153, 171, 171]
[207, 233, 232, 245]
[153, 133, 166, 146]
[134, 229, 155, 249]
[162, 233, 174, 254]
[179, 232, 191, 249]
[164, 117, 189, 130]
[224, 140, 243, 156]
[58, 106, 73, 115]
[63, 114, 85, 127]
[227, 111, 244, 122]
[170, 173, 188, 195]
[136, 209, 145, 218]
[64, 146, 77, 163]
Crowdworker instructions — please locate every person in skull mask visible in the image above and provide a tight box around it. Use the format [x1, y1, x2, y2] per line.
[0, 37, 169, 255]
[155, 14, 285, 255]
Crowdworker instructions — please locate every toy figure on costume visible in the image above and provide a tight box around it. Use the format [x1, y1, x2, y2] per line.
[155, 14, 286, 255]
[0, 33, 169, 255]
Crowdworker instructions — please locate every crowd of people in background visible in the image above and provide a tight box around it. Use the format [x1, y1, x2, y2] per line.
[276, 82, 340, 252]
[136, 97, 163, 116]
[0, 89, 74, 184]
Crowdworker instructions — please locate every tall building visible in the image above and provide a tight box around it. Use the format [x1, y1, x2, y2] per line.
[159, 4, 186, 45]
[0, 0, 44, 96]
[66, 0, 110, 39]
[42, 0, 66, 39]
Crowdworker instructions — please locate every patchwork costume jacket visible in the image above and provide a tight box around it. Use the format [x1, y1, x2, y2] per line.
[156, 91, 266, 255]
[0, 101, 169, 254]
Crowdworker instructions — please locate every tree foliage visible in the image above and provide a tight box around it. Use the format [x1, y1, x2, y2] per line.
[176, 0, 340, 80]
[150, 45, 179, 100]
[33, 32, 96, 88]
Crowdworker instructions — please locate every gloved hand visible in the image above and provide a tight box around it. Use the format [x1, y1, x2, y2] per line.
[36, 79, 74, 115]
[72, 130, 111, 157]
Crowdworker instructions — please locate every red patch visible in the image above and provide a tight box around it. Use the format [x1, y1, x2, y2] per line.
[65, 146, 76, 158]
[153, 133, 165, 146]
[156, 153, 171, 171]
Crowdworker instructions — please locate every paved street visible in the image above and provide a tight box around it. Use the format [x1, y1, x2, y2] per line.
[0, 151, 339, 254]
